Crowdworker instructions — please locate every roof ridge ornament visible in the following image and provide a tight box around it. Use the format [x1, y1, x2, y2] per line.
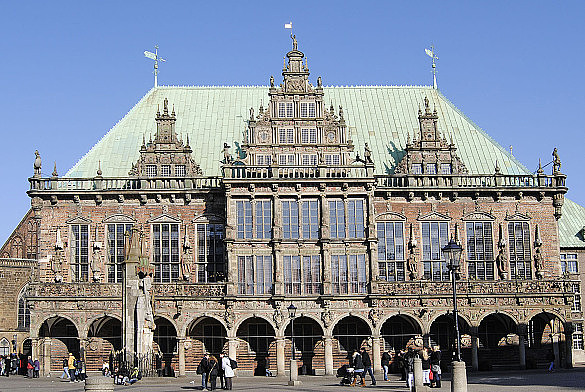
[425, 45, 439, 89]
[144, 45, 166, 88]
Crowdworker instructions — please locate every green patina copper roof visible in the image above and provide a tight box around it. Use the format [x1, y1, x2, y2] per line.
[558, 198, 585, 248]
[65, 86, 531, 178]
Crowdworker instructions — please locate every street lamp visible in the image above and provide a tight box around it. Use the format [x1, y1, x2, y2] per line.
[287, 303, 300, 386]
[441, 235, 467, 392]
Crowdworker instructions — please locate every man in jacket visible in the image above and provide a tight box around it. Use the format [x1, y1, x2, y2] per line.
[197, 353, 210, 391]
[67, 353, 76, 382]
[360, 348, 376, 385]
[351, 350, 365, 387]
[381, 350, 391, 381]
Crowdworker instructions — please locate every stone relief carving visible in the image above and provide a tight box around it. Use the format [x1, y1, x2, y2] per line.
[533, 224, 544, 279]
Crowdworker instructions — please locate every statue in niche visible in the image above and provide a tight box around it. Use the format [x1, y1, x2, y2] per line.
[136, 274, 156, 354]
[534, 248, 544, 279]
[406, 224, 418, 280]
[181, 232, 192, 281]
[90, 245, 102, 282]
[496, 247, 509, 280]
[52, 228, 64, 282]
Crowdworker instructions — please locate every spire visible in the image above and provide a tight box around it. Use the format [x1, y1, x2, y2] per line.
[537, 158, 544, 174]
[142, 134, 146, 149]
[172, 104, 175, 117]
[52, 161, 58, 177]
[55, 228, 63, 250]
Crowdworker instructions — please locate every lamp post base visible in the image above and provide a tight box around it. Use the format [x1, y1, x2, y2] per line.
[451, 361, 467, 392]
[288, 359, 301, 386]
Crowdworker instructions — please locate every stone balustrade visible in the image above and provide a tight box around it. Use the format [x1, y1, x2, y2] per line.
[375, 173, 565, 189]
[28, 176, 222, 192]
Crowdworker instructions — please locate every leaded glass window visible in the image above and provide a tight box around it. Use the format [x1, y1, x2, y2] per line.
[256, 200, 272, 239]
[572, 283, 581, 312]
[377, 221, 405, 281]
[17, 295, 30, 330]
[422, 222, 449, 281]
[71, 224, 89, 281]
[301, 127, 317, 143]
[278, 102, 293, 118]
[236, 201, 253, 239]
[26, 220, 38, 259]
[508, 222, 531, 279]
[561, 253, 578, 274]
[300, 102, 316, 118]
[107, 223, 133, 283]
[278, 128, 294, 143]
[196, 223, 225, 282]
[426, 163, 437, 174]
[574, 323, 584, 350]
[282, 200, 299, 239]
[348, 199, 365, 238]
[302, 200, 319, 239]
[153, 223, 180, 283]
[175, 165, 186, 177]
[411, 163, 422, 174]
[329, 200, 345, 239]
[331, 254, 367, 294]
[466, 222, 494, 280]
[146, 165, 157, 177]
[238, 255, 272, 294]
[161, 165, 171, 176]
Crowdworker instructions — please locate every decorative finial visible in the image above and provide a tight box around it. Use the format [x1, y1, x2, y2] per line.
[55, 228, 63, 250]
[97, 160, 102, 176]
[172, 104, 175, 117]
[495, 160, 501, 174]
[52, 161, 58, 177]
[283, 56, 287, 71]
[186, 134, 190, 147]
[537, 158, 543, 174]
[425, 45, 438, 89]
[163, 98, 169, 115]
[157, 104, 160, 117]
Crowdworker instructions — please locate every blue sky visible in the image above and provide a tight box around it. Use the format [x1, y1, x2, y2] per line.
[1, 1, 584, 244]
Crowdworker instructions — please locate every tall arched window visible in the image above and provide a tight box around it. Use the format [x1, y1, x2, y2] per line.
[18, 289, 30, 330]
[26, 220, 39, 259]
[0, 338, 9, 356]
[11, 237, 23, 259]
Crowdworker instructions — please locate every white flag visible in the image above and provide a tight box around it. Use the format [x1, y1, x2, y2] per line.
[425, 48, 434, 58]
[144, 51, 156, 60]
[284, 22, 292, 29]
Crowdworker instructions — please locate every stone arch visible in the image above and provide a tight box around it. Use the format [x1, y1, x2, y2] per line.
[477, 310, 519, 328]
[281, 313, 325, 336]
[332, 315, 372, 370]
[380, 314, 423, 352]
[233, 314, 277, 336]
[377, 312, 424, 336]
[428, 313, 472, 361]
[85, 315, 122, 371]
[236, 316, 277, 376]
[284, 315, 325, 375]
[185, 316, 228, 373]
[38, 315, 80, 372]
[329, 313, 373, 336]
[525, 309, 566, 326]
[478, 312, 518, 348]
[154, 315, 179, 377]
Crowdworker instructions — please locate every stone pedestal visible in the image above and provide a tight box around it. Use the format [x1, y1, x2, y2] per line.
[178, 338, 186, 377]
[324, 336, 334, 375]
[414, 357, 423, 389]
[451, 361, 467, 392]
[288, 359, 301, 386]
[85, 377, 114, 392]
[227, 337, 237, 362]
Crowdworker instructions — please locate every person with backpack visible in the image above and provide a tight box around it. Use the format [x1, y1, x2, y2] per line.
[360, 347, 376, 385]
[197, 353, 210, 391]
[221, 352, 235, 390]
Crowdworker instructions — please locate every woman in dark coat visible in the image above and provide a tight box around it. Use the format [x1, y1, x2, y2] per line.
[381, 351, 391, 381]
[208, 355, 219, 391]
[430, 346, 442, 388]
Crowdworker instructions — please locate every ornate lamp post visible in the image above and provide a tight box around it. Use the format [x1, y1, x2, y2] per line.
[287, 303, 301, 386]
[442, 237, 467, 392]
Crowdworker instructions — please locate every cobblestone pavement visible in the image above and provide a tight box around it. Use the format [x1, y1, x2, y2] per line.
[0, 369, 584, 392]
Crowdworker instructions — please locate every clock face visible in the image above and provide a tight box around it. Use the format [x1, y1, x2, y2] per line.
[326, 131, 336, 143]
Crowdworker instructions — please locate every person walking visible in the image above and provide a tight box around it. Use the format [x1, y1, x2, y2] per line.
[67, 352, 76, 382]
[430, 345, 441, 388]
[360, 347, 376, 385]
[197, 353, 210, 391]
[26, 356, 34, 378]
[4, 355, 11, 377]
[546, 350, 555, 372]
[421, 348, 431, 386]
[77, 358, 86, 381]
[381, 350, 391, 381]
[208, 355, 219, 390]
[351, 350, 365, 387]
[60, 357, 69, 379]
[221, 352, 234, 390]
[33, 358, 40, 378]
[405, 348, 415, 389]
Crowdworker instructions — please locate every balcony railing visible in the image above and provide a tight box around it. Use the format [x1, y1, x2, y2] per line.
[29, 176, 223, 192]
[375, 173, 565, 189]
[222, 164, 374, 180]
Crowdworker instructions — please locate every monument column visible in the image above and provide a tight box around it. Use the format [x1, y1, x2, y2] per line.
[372, 334, 381, 374]
[323, 335, 334, 375]
[276, 336, 286, 377]
[178, 338, 186, 377]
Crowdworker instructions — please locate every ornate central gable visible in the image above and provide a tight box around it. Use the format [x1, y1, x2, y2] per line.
[239, 37, 355, 168]
[130, 98, 202, 178]
[395, 96, 467, 175]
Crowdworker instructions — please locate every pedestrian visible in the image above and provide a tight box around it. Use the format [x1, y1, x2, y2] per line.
[77, 358, 86, 381]
[33, 358, 40, 378]
[197, 353, 210, 391]
[221, 352, 234, 390]
[546, 350, 555, 372]
[430, 345, 441, 388]
[218, 355, 225, 389]
[26, 356, 34, 378]
[381, 350, 391, 381]
[405, 348, 415, 389]
[60, 357, 69, 379]
[351, 350, 365, 387]
[4, 355, 10, 377]
[360, 347, 376, 385]
[421, 348, 431, 386]
[208, 355, 219, 390]
[67, 352, 76, 382]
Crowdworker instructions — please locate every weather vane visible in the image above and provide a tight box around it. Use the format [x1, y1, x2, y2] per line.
[144, 45, 166, 88]
[425, 45, 439, 89]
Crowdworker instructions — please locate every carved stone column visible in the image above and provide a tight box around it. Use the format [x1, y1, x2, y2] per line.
[276, 336, 286, 377]
[31, 337, 40, 364]
[372, 334, 381, 375]
[470, 326, 479, 371]
[274, 245, 283, 295]
[564, 322, 574, 369]
[42, 337, 51, 376]
[227, 337, 238, 361]
[324, 335, 334, 375]
[517, 324, 527, 369]
[322, 243, 332, 295]
[178, 338, 186, 377]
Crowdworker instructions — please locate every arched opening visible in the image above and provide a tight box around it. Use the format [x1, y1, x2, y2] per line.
[332, 316, 372, 370]
[39, 316, 79, 371]
[527, 312, 565, 369]
[478, 313, 518, 370]
[11, 236, 23, 259]
[17, 289, 31, 331]
[0, 338, 10, 356]
[154, 317, 177, 377]
[285, 316, 324, 375]
[86, 316, 122, 371]
[429, 314, 471, 365]
[186, 317, 227, 372]
[381, 315, 422, 352]
[236, 317, 276, 376]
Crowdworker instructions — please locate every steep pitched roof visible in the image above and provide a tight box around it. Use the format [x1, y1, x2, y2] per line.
[558, 198, 585, 248]
[65, 86, 530, 178]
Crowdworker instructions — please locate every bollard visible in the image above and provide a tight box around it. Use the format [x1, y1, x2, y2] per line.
[85, 376, 114, 392]
[413, 357, 424, 391]
[451, 361, 468, 392]
[288, 359, 301, 386]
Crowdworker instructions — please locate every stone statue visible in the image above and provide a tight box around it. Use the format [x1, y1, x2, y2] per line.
[90, 245, 102, 282]
[534, 248, 544, 279]
[181, 232, 192, 281]
[364, 143, 372, 163]
[33, 150, 42, 177]
[317, 76, 322, 87]
[291, 33, 298, 50]
[552, 148, 561, 173]
[222, 143, 232, 164]
[249, 107, 254, 121]
[270, 75, 274, 88]
[407, 224, 418, 280]
[136, 275, 156, 354]
[52, 228, 64, 282]
[321, 308, 332, 329]
[496, 247, 509, 279]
